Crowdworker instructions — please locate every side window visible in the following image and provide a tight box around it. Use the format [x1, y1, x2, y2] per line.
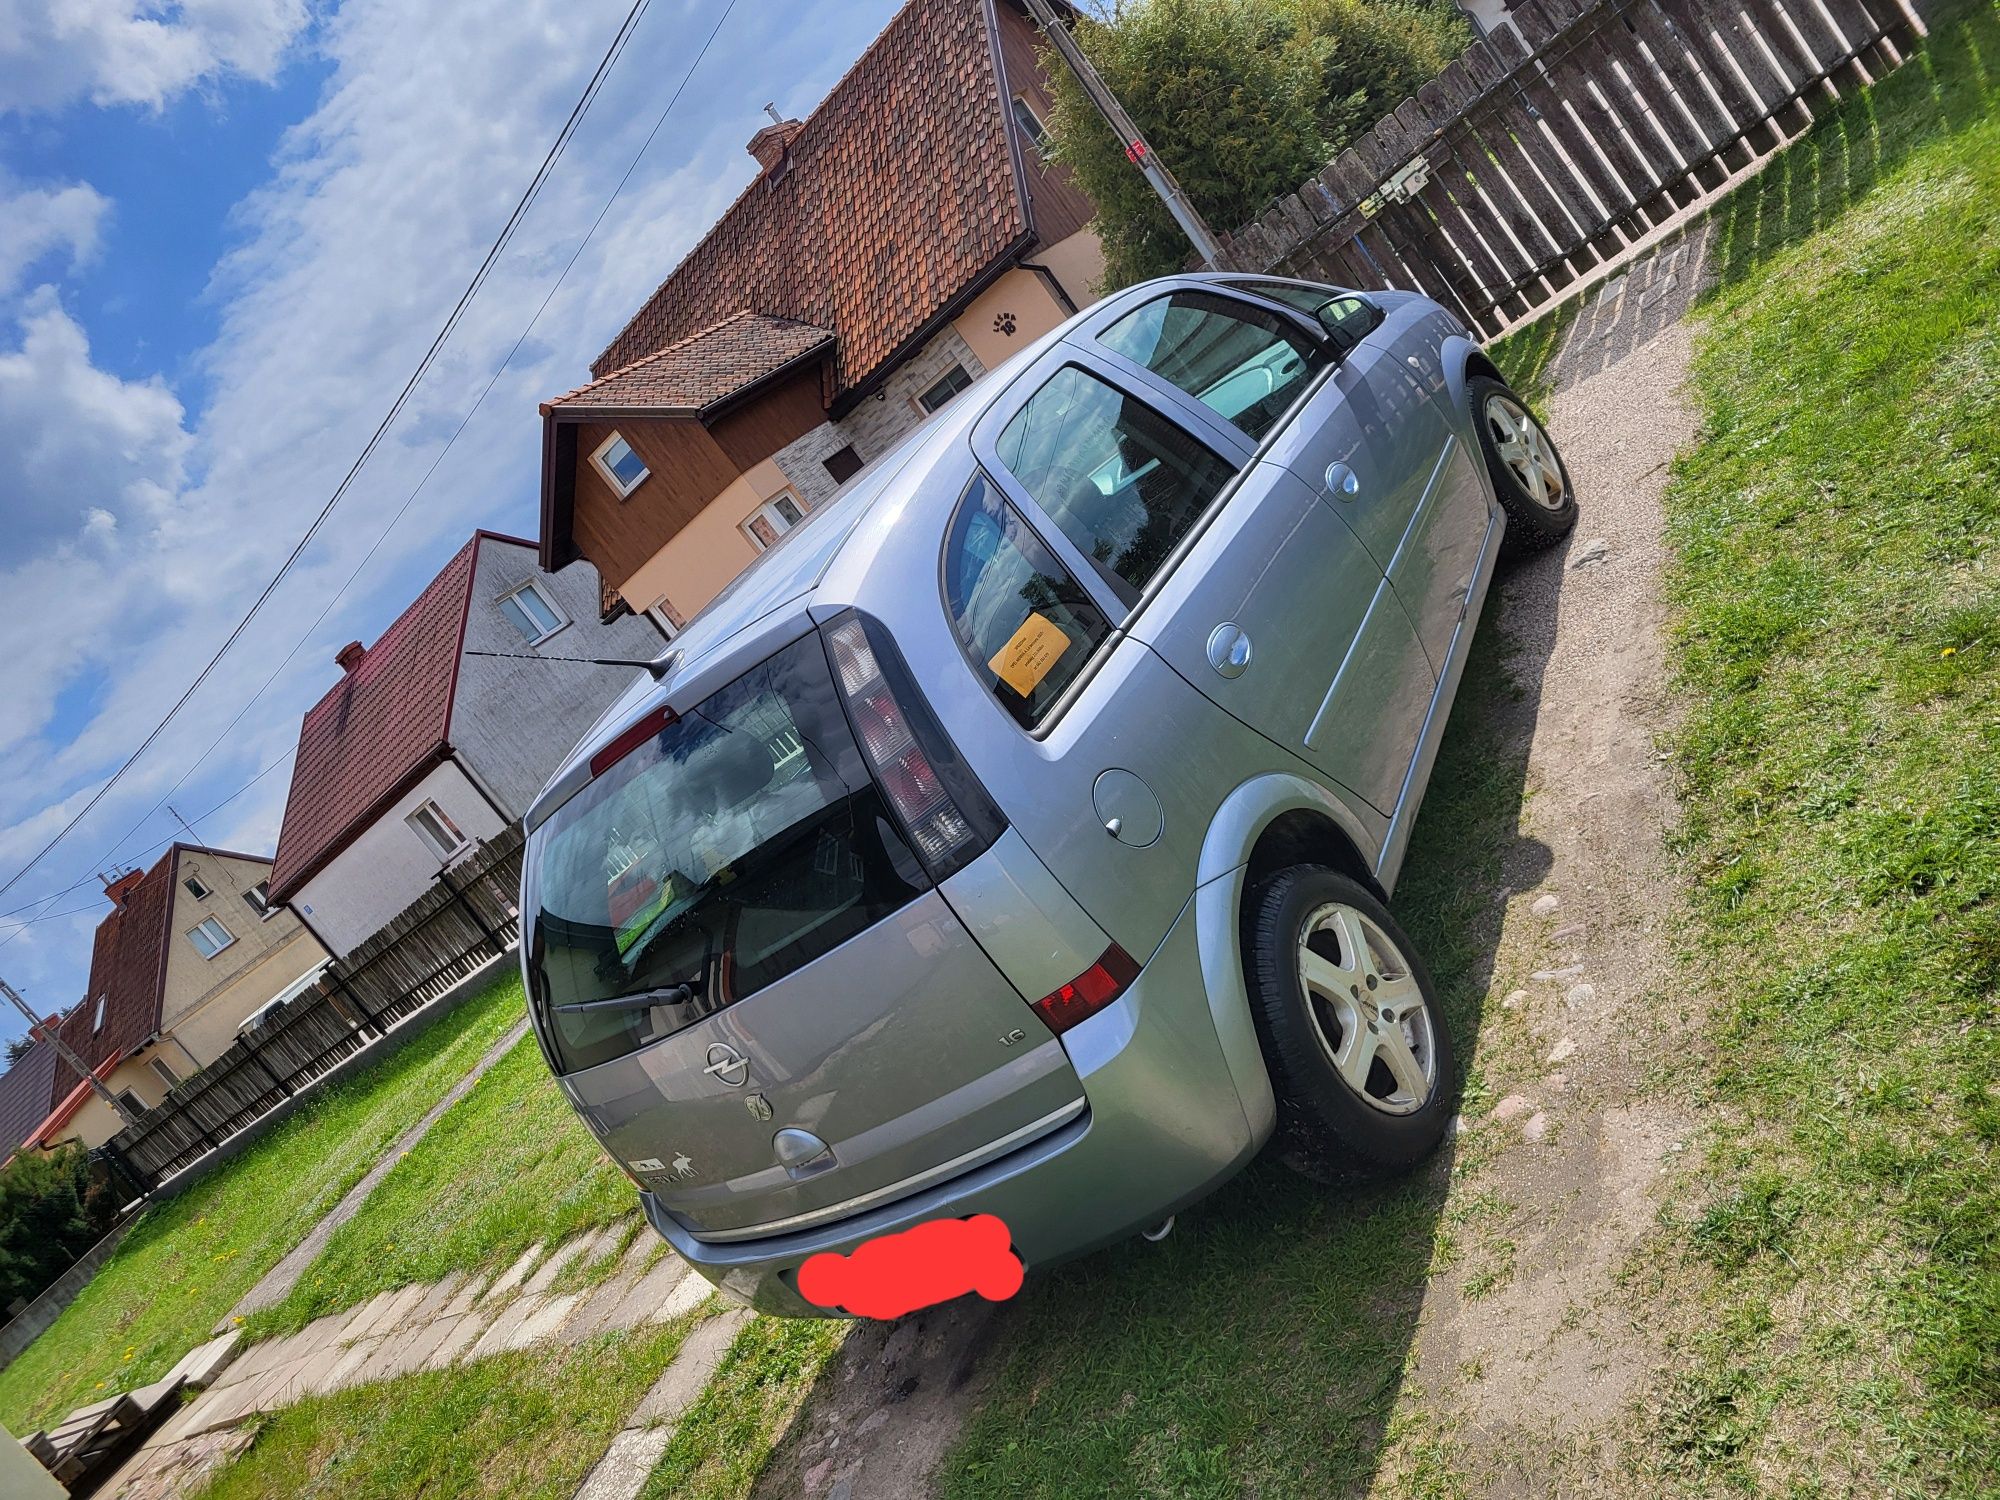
[1098, 290, 1319, 441]
[993, 365, 1237, 606]
[942, 475, 1112, 730]
[1228, 279, 1384, 353]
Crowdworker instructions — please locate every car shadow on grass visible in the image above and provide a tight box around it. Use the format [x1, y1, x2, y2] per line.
[735, 555, 1565, 1499]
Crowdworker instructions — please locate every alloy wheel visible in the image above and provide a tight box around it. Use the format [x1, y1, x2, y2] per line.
[1296, 903, 1438, 1116]
[1483, 392, 1566, 510]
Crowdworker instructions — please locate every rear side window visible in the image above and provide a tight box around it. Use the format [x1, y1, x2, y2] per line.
[943, 474, 1110, 730]
[1098, 289, 1319, 440]
[994, 365, 1236, 606]
[523, 634, 928, 1073]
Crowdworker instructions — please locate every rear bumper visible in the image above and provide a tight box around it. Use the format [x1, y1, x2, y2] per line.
[639, 893, 1264, 1316]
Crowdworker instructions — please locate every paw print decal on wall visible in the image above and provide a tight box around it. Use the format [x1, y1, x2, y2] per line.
[992, 311, 1018, 336]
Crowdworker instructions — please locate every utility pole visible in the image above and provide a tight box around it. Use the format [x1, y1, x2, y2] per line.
[0, 976, 141, 1127]
[1022, 0, 1224, 269]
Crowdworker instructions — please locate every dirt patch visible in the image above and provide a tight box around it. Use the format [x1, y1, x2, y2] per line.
[1398, 238, 1714, 1489]
[749, 1299, 1007, 1500]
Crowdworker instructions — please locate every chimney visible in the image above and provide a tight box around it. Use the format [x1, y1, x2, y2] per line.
[747, 113, 804, 176]
[103, 869, 145, 908]
[335, 641, 366, 673]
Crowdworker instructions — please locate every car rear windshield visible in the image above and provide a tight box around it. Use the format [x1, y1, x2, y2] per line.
[523, 633, 928, 1074]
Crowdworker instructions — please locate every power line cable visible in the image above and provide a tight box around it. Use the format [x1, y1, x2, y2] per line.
[1, 0, 741, 949]
[0, 0, 656, 906]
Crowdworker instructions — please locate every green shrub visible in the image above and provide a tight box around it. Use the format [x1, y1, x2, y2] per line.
[1040, 0, 1466, 288]
[0, 1145, 120, 1311]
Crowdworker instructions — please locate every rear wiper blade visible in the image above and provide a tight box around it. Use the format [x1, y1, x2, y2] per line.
[555, 982, 699, 1015]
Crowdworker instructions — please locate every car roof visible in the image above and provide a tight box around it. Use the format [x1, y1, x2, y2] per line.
[531, 274, 1314, 825]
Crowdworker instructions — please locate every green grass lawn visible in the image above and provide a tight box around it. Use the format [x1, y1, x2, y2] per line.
[191, 1318, 697, 1499]
[0, 972, 527, 1434]
[246, 1029, 632, 1337]
[1638, 4, 2000, 1491]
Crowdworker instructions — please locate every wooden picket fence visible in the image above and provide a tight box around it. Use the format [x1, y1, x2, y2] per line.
[1215, 0, 1925, 334]
[102, 828, 525, 1191]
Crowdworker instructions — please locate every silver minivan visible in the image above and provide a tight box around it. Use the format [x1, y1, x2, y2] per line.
[519, 274, 1574, 1316]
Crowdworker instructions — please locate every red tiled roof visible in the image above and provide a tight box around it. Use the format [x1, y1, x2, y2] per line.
[0, 1037, 59, 1155]
[268, 538, 491, 902]
[49, 850, 177, 1099]
[544, 312, 832, 416]
[590, 0, 1029, 399]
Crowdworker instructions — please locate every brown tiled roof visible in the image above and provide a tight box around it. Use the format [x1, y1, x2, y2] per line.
[0, 1037, 59, 1156]
[268, 538, 489, 902]
[49, 849, 177, 1100]
[591, 0, 1029, 399]
[544, 313, 832, 416]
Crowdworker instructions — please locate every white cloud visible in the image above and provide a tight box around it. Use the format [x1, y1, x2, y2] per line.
[0, 0, 309, 114]
[0, 0, 903, 1013]
[0, 175, 111, 295]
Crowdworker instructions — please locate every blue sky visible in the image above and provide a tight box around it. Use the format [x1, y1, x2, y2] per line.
[0, 0, 905, 1039]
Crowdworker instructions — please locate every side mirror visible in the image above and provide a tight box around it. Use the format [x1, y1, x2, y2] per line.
[1314, 294, 1383, 357]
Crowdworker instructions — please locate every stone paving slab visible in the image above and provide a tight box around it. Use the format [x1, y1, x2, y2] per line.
[96, 1222, 708, 1497]
[481, 1243, 544, 1304]
[572, 1309, 752, 1500]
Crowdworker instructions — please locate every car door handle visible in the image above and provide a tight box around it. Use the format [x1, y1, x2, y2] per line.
[1325, 462, 1360, 498]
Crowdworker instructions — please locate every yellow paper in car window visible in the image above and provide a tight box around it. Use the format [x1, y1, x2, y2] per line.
[988, 612, 1072, 698]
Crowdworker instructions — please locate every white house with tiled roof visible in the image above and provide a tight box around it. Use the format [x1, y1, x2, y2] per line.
[267, 533, 661, 956]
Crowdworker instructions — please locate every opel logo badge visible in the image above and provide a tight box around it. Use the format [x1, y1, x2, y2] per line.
[703, 1042, 750, 1088]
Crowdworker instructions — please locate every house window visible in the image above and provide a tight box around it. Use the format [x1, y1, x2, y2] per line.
[92, 994, 106, 1033]
[590, 432, 650, 498]
[497, 579, 567, 645]
[244, 881, 272, 917]
[117, 1090, 146, 1120]
[823, 445, 865, 484]
[183, 874, 211, 901]
[150, 1056, 181, 1089]
[915, 364, 974, 415]
[188, 916, 236, 959]
[741, 491, 807, 551]
[407, 800, 467, 861]
[1012, 95, 1051, 156]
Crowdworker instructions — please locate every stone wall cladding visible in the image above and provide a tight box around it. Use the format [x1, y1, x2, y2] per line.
[771, 422, 861, 513]
[836, 325, 987, 461]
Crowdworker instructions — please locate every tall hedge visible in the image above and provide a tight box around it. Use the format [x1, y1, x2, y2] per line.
[0, 1145, 119, 1312]
[1040, 0, 1468, 289]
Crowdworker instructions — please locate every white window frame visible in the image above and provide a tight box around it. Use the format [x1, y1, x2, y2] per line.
[188, 915, 236, 959]
[244, 880, 273, 918]
[92, 994, 106, 1033]
[182, 873, 211, 901]
[117, 1089, 146, 1120]
[149, 1056, 181, 1089]
[645, 606, 680, 641]
[1012, 94, 1051, 157]
[913, 363, 974, 417]
[590, 431, 650, 499]
[407, 800, 468, 862]
[739, 489, 808, 553]
[497, 578, 569, 646]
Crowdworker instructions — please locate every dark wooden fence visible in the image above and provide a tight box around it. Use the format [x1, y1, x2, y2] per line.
[1215, 0, 1924, 334]
[102, 828, 525, 1190]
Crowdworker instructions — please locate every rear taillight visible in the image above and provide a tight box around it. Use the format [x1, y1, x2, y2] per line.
[590, 704, 678, 778]
[822, 612, 1002, 879]
[1031, 946, 1141, 1036]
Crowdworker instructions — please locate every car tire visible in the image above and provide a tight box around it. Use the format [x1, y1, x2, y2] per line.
[1468, 375, 1577, 557]
[1245, 866, 1455, 1184]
